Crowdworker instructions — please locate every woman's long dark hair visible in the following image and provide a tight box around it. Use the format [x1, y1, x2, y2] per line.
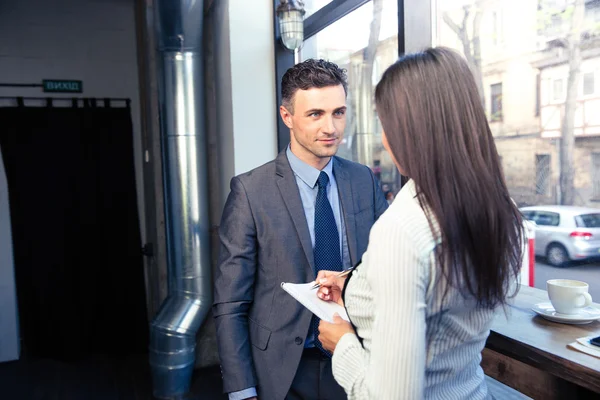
[375, 47, 523, 308]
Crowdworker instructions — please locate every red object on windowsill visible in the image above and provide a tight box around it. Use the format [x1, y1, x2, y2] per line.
[528, 237, 535, 287]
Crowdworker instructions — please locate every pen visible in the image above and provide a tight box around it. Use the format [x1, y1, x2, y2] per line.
[310, 265, 356, 290]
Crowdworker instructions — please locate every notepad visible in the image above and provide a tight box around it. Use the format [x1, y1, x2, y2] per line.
[281, 282, 349, 323]
[567, 335, 600, 359]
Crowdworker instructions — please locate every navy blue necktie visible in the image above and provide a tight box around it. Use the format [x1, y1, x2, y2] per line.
[311, 171, 342, 356]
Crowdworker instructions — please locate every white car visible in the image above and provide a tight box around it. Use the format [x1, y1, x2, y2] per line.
[520, 206, 600, 267]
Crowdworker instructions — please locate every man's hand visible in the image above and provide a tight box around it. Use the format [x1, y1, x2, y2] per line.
[315, 270, 347, 306]
[318, 314, 355, 353]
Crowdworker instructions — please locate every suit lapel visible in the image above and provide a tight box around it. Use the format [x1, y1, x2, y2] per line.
[333, 157, 358, 265]
[276, 151, 315, 273]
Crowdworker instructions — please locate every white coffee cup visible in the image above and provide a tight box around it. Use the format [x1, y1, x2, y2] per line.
[547, 279, 593, 315]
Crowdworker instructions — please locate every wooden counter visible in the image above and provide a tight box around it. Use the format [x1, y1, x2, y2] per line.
[482, 285, 600, 399]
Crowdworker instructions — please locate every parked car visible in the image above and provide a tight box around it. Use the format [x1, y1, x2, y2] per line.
[520, 206, 600, 267]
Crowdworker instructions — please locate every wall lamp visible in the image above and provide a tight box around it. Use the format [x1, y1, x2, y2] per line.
[276, 0, 306, 51]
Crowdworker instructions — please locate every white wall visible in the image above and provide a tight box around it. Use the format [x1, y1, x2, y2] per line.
[215, 0, 278, 213]
[228, 0, 278, 177]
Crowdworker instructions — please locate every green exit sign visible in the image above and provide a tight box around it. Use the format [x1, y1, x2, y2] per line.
[42, 80, 83, 93]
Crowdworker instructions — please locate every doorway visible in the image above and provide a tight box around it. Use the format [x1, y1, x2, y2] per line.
[0, 99, 148, 361]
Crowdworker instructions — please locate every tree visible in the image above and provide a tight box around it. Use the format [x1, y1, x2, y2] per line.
[347, 0, 383, 166]
[559, 0, 585, 205]
[443, 1, 486, 108]
[538, 0, 586, 205]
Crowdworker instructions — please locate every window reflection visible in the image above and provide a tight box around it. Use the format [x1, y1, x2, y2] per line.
[437, 0, 600, 207]
[300, 0, 401, 194]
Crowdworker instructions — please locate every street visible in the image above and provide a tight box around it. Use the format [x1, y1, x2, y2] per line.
[533, 257, 600, 301]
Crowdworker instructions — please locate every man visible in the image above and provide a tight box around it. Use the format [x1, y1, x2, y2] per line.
[213, 59, 388, 400]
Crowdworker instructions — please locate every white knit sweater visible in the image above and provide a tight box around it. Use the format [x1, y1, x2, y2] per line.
[332, 180, 494, 399]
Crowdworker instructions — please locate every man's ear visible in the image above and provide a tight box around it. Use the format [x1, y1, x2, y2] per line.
[280, 105, 293, 129]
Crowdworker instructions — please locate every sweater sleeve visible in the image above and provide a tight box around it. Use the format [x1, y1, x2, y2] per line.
[332, 217, 429, 399]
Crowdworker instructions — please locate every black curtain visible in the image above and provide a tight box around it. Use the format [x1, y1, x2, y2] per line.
[0, 101, 148, 361]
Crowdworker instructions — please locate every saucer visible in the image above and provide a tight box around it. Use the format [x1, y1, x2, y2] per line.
[531, 302, 600, 325]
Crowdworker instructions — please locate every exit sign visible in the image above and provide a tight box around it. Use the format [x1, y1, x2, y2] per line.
[42, 80, 83, 93]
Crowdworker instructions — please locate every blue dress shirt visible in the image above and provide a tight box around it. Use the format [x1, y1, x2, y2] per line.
[286, 146, 350, 348]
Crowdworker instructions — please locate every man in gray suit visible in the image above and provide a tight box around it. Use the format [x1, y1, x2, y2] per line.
[213, 59, 388, 400]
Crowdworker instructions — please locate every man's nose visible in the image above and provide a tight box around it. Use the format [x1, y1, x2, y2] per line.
[321, 115, 336, 134]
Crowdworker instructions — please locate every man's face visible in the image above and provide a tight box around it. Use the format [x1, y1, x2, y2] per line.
[280, 85, 347, 168]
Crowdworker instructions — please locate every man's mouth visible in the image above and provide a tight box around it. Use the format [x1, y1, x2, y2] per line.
[318, 138, 337, 143]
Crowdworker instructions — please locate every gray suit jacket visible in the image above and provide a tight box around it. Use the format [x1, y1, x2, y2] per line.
[213, 149, 388, 400]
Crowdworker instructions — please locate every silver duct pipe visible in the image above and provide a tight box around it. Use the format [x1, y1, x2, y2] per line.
[149, 0, 211, 399]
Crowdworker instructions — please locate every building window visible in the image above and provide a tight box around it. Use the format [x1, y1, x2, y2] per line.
[593, 153, 600, 199]
[583, 72, 595, 96]
[536, 154, 551, 195]
[553, 78, 563, 101]
[490, 83, 503, 122]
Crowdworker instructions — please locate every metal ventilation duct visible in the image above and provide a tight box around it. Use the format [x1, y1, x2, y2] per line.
[148, 0, 211, 398]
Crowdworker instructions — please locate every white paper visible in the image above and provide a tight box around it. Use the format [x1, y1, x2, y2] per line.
[281, 282, 349, 323]
[575, 336, 600, 354]
[568, 341, 600, 359]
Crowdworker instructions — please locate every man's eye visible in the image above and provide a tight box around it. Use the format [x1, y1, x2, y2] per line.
[309, 112, 321, 117]
[334, 110, 346, 116]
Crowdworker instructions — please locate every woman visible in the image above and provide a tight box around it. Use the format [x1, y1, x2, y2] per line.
[316, 47, 523, 399]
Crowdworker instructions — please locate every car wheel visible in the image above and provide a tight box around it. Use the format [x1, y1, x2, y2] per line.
[546, 244, 570, 267]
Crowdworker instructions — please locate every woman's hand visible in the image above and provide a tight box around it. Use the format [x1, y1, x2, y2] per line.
[318, 314, 354, 353]
[315, 270, 347, 307]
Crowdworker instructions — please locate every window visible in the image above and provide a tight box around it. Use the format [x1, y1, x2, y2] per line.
[536, 154, 551, 195]
[553, 78, 563, 101]
[575, 213, 600, 228]
[583, 71, 595, 96]
[534, 211, 560, 226]
[521, 211, 534, 220]
[490, 83, 503, 122]
[593, 153, 600, 199]
[299, 0, 401, 193]
[436, 0, 600, 214]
